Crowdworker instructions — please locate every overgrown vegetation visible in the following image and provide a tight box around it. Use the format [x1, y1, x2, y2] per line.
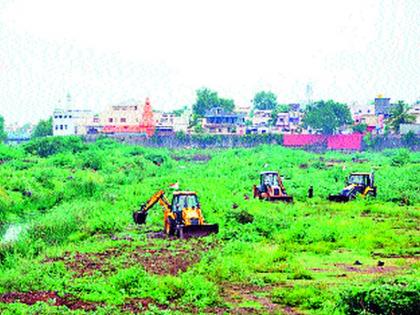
[0, 137, 418, 314]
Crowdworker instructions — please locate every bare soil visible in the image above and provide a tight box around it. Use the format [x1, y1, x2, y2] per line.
[220, 283, 303, 315]
[44, 239, 215, 277]
[0, 291, 98, 311]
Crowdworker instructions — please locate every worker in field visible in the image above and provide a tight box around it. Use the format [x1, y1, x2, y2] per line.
[308, 186, 314, 198]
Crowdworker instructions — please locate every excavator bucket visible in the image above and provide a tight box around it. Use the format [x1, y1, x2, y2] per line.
[177, 224, 219, 239]
[328, 194, 350, 202]
[133, 211, 148, 224]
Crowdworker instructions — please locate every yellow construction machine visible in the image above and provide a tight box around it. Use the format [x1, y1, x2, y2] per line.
[133, 190, 219, 238]
[328, 172, 377, 202]
[253, 171, 294, 202]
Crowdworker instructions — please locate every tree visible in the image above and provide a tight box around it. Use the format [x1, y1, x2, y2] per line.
[32, 117, 53, 138]
[402, 131, 419, 147]
[171, 105, 189, 117]
[192, 88, 235, 117]
[0, 115, 7, 142]
[386, 101, 416, 133]
[253, 91, 278, 110]
[219, 98, 235, 113]
[352, 123, 368, 133]
[302, 100, 353, 135]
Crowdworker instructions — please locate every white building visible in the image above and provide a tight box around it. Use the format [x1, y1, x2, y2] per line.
[53, 109, 92, 136]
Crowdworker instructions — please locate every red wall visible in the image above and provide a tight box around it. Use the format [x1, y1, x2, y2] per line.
[283, 133, 363, 150]
[283, 134, 326, 146]
[327, 133, 363, 150]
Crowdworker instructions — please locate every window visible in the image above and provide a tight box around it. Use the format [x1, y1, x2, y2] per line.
[64, 125, 68, 130]
[121, 118, 126, 123]
[60, 125, 63, 130]
[109, 118, 113, 123]
[69, 115, 72, 118]
[64, 115, 67, 119]
[134, 106, 137, 110]
[59, 115, 63, 118]
[55, 125, 58, 130]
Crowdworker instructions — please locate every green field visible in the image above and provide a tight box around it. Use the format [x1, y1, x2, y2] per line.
[0, 137, 419, 314]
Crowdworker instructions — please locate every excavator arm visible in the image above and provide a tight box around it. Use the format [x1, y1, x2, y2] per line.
[133, 190, 172, 224]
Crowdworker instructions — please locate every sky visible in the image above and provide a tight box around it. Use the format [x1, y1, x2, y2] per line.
[0, 0, 419, 125]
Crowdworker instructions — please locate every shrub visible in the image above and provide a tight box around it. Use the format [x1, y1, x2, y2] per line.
[272, 285, 326, 309]
[390, 149, 410, 166]
[23, 136, 85, 157]
[80, 150, 104, 170]
[338, 278, 420, 315]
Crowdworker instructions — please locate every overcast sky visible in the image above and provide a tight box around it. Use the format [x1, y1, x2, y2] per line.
[0, 0, 419, 124]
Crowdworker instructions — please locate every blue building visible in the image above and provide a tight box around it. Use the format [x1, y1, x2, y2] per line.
[203, 107, 245, 134]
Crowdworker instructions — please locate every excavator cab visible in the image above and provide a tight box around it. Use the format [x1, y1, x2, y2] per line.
[329, 172, 377, 202]
[133, 190, 218, 238]
[253, 171, 293, 202]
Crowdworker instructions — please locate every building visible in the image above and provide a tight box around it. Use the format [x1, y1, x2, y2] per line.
[252, 110, 272, 127]
[374, 97, 394, 118]
[202, 107, 245, 134]
[154, 109, 191, 135]
[101, 98, 155, 136]
[53, 109, 92, 136]
[273, 111, 303, 134]
[408, 103, 420, 124]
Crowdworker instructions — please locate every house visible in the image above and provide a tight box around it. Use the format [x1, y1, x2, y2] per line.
[273, 111, 303, 134]
[202, 107, 245, 134]
[374, 97, 395, 118]
[53, 109, 92, 136]
[354, 114, 384, 134]
[101, 98, 155, 136]
[154, 109, 191, 135]
[252, 110, 272, 127]
[408, 103, 420, 124]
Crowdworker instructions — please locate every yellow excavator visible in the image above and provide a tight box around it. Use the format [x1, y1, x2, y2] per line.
[328, 172, 377, 202]
[133, 190, 219, 238]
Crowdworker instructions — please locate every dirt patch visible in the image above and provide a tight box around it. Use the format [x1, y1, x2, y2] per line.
[121, 298, 168, 313]
[220, 283, 302, 315]
[44, 246, 128, 277]
[127, 247, 203, 275]
[44, 240, 215, 277]
[171, 154, 211, 163]
[333, 263, 402, 274]
[0, 291, 99, 311]
[352, 157, 369, 163]
[372, 252, 420, 259]
[326, 159, 345, 167]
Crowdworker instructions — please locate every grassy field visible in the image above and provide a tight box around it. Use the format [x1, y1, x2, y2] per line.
[0, 137, 419, 314]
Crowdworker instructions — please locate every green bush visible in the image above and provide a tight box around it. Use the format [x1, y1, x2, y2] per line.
[272, 285, 326, 309]
[23, 136, 85, 157]
[338, 278, 420, 315]
[390, 149, 410, 166]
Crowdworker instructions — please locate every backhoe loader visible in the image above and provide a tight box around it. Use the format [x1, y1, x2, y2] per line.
[253, 171, 293, 202]
[133, 190, 219, 238]
[328, 172, 377, 202]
